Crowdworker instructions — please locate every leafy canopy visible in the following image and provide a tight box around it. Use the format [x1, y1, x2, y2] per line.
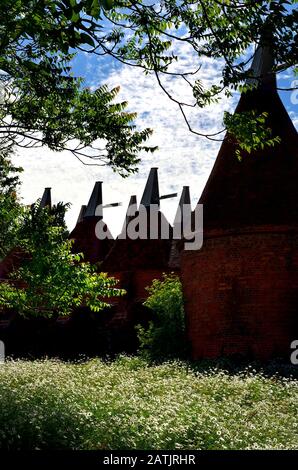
[26, 0, 296, 149]
[0, 0, 156, 175]
[0, 1, 297, 168]
[100, 0, 297, 149]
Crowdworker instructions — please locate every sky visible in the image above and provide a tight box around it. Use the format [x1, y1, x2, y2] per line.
[12, 34, 298, 237]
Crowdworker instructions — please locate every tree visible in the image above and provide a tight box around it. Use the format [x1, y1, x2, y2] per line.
[0, 0, 155, 176]
[0, 201, 124, 317]
[97, 0, 297, 148]
[0, 2, 296, 169]
[0, 148, 23, 260]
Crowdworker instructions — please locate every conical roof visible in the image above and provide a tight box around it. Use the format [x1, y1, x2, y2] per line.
[40, 187, 52, 209]
[101, 169, 172, 272]
[140, 167, 159, 207]
[69, 183, 113, 264]
[173, 186, 191, 237]
[76, 205, 86, 225]
[119, 195, 138, 238]
[199, 42, 298, 230]
[170, 186, 191, 268]
[84, 181, 103, 218]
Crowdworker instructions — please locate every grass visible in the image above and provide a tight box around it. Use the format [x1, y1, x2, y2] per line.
[0, 356, 297, 450]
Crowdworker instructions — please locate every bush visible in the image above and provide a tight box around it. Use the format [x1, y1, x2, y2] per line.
[136, 273, 189, 361]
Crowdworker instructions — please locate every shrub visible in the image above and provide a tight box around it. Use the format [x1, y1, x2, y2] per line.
[136, 273, 189, 361]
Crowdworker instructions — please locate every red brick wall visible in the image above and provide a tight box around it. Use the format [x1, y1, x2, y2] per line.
[108, 268, 175, 299]
[132, 269, 171, 300]
[69, 218, 113, 264]
[0, 248, 28, 280]
[181, 226, 298, 360]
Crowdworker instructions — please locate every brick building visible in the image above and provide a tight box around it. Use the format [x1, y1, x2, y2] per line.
[1, 39, 297, 360]
[181, 42, 298, 360]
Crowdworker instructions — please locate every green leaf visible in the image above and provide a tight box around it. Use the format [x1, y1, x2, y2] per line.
[91, 0, 101, 18]
[79, 32, 95, 47]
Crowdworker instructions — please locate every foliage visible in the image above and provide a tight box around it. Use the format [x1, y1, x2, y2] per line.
[59, 0, 297, 149]
[0, 0, 155, 175]
[0, 202, 124, 317]
[0, 1, 297, 163]
[137, 274, 188, 361]
[223, 110, 282, 160]
[101, 1, 297, 79]
[0, 357, 297, 449]
[0, 148, 23, 259]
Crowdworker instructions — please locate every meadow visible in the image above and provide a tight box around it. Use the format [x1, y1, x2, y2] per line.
[0, 356, 297, 450]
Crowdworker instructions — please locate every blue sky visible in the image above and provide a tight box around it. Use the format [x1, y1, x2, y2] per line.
[13, 40, 298, 236]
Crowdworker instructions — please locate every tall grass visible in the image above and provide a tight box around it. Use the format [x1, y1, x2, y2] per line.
[0, 356, 297, 450]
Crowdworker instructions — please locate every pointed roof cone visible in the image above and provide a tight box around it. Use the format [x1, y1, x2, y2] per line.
[173, 186, 191, 238]
[119, 195, 137, 238]
[84, 181, 103, 218]
[169, 186, 191, 267]
[198, 34, 298, 231]
[174, 186, 191, 223]
[125, 195, 138, 227]
[102, 173, 173, 271]
[69, 184, 114, 264]
[247, 27, 276, 90]
[40, 187, 52, 209]
[76, 205, 86, 225]
[140, 168, 160, 208]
